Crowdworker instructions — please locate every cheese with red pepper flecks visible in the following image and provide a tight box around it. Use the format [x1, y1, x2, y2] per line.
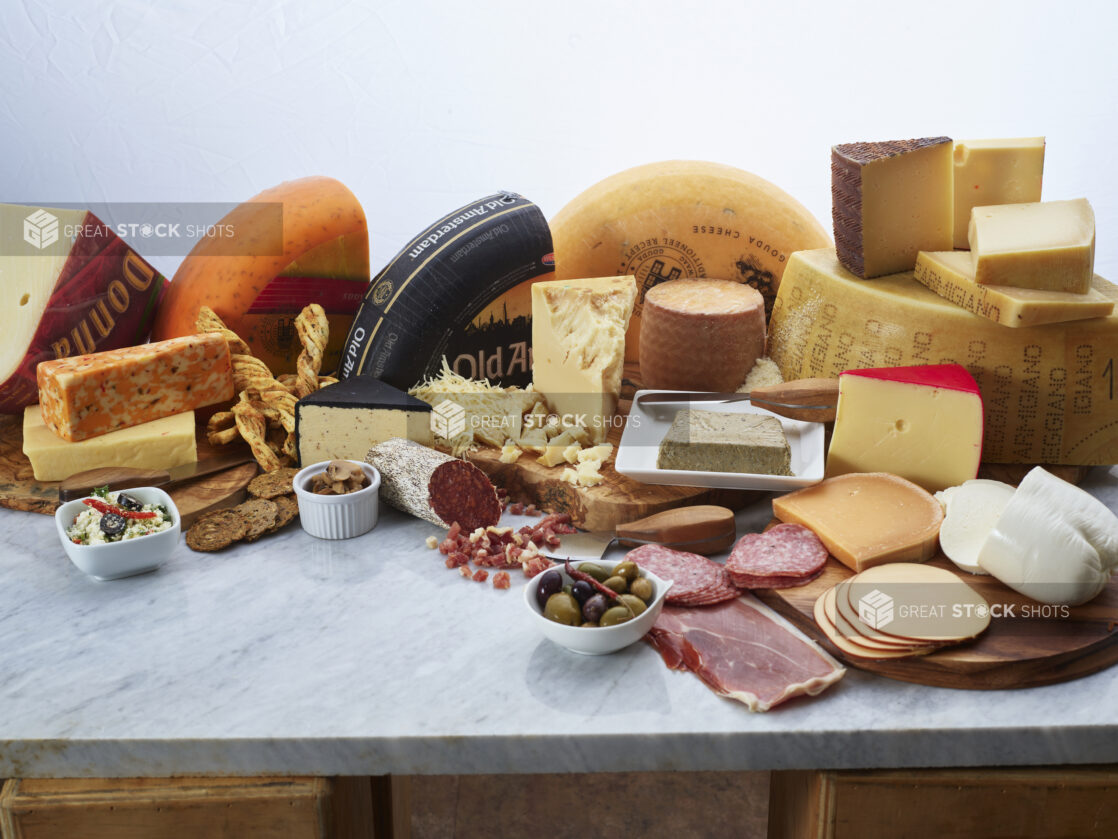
[36, 334, 234, 442]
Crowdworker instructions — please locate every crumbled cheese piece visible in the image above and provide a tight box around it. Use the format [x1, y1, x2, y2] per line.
[738, 356, 784, 392]
[575, 459, 606, 486]
[425, 535, 439, 549]
[499, 444, 523, 463]
[560, 467, 579, 484]
[577, 443, 613, 463]
[562, 444, 581, 464]
[538, 445, 569, 468]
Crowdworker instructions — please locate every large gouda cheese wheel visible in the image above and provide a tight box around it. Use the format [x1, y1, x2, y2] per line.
[551, 160, 831, 362]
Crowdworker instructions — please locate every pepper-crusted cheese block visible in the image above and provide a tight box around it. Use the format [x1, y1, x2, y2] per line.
[657, 409, 791, 475]
[832, 138, 954, 278]
[152, 176, 369, 375]
[825, 364, 983, 493]
[551, 160, 831, 360]
[952, 138, 1045, 248]
[767, 248, 1118, 465]
[773, 473, 944, 572]
[36, 334, 234, 442]
[531, 276, 637, 444]
[0, 204, 166, 414]
[914, 250, 1114, 327]
[22, 405, 197, 482]
[969, 198, 1095, 293]
[639, 279, 766, 392]
[295, 377, 432, 466]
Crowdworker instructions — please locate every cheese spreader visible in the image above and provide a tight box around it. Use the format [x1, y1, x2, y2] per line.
[635, 377, 839, 422]
[539, 505, 737, 560]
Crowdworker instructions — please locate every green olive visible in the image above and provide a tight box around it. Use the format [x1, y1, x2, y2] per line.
[603, 575, 628, 594]
[544, 592, 580, 626]
[580, 621, 599, 628]
[577, 563, 609, 583]
[629, 577, 654, 603]
[618, 594, 647, 617]
[600, 605, 632, 626]
[611, 560, 639, 582]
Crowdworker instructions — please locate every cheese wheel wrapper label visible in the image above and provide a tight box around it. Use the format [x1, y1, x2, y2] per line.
[0, 206, 166, 414]
[339, 192, 553, 389]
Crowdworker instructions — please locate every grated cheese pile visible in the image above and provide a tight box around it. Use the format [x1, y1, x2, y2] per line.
[409, 359, 612, 486]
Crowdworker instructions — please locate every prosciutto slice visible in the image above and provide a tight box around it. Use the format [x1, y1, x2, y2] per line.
[646, 595, 845, 712]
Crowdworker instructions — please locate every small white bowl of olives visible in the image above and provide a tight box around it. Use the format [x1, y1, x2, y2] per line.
[523, 559, 673, 655]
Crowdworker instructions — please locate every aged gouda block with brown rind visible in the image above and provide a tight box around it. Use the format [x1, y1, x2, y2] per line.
[831, 138, 954, 278]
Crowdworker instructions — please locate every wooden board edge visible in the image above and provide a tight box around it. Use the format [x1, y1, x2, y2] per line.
[755, 589, 1118, 691]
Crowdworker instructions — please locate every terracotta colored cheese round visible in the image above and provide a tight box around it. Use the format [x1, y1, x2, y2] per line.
[639, 278, 765, 392]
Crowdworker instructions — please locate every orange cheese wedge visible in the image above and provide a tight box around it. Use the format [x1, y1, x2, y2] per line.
[773, 472, 943, 572]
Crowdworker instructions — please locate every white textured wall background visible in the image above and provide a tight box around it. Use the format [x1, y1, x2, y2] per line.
[2, 0, 1116, 279]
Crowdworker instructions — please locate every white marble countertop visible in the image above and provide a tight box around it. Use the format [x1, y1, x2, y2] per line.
[2, 468, 1118, 779]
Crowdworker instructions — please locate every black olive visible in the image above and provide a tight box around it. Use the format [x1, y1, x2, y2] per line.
[99, 512, 127, 537]
[115, 492, 142, 512]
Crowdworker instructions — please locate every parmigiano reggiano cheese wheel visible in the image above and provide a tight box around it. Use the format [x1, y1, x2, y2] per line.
[551, 160, 831, 361]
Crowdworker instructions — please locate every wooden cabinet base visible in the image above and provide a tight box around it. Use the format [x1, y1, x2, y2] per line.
[0, 776, 378, 839]
[768, 766, 1118, 839]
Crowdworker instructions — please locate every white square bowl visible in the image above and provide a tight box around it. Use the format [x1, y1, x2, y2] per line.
[523, 561, 673, 655]
[615, 390, 825, 491]
[54, 486, 180, 581]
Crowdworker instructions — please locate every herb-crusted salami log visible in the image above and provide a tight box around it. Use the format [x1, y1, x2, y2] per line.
[365, 438, 500, 531]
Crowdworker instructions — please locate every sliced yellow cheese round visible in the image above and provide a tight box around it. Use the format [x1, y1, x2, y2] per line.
[551, 160, 831, 361]
[844, 563, 991, 643]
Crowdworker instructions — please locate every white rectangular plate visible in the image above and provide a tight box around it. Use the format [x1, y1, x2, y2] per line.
[615, 390, 825, 491]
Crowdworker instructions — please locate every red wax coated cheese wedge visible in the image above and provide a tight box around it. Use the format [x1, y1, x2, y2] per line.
[825, 363, 983, 493]
[36, 334, 234, 442]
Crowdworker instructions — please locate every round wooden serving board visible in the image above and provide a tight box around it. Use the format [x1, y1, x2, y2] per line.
[754, 550, 1118, 690]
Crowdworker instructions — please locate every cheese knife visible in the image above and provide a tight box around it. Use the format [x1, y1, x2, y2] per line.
[58, 454, 258, 502]
[635, 378, 839, 422]
[539, 505, 737, 560]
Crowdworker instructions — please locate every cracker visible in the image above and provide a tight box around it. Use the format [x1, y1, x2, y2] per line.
[247, 467, 298, 499]
[267, 494, 300, 533]
[185, 509, 248, 552]
[235, 497, 279, 542]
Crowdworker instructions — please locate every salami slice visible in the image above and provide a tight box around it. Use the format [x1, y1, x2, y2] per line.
[626, 544, 738, 607]
[365, 438, 500, 531]
[726, 524, 827, 588]
[728, 567, 825, 590]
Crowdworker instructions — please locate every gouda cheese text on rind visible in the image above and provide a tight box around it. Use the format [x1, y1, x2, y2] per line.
[768, 248, 1118, 465]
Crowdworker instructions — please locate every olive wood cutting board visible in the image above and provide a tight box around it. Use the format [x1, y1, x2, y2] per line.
[754, 533, 1118, 690]
[466, 361, 1089, 531]
[466, 363, 762, 530]
[0, 414, 258, 529]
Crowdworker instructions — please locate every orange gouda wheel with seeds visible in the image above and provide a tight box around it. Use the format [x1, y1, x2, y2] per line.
[152, 176, 369, 375]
